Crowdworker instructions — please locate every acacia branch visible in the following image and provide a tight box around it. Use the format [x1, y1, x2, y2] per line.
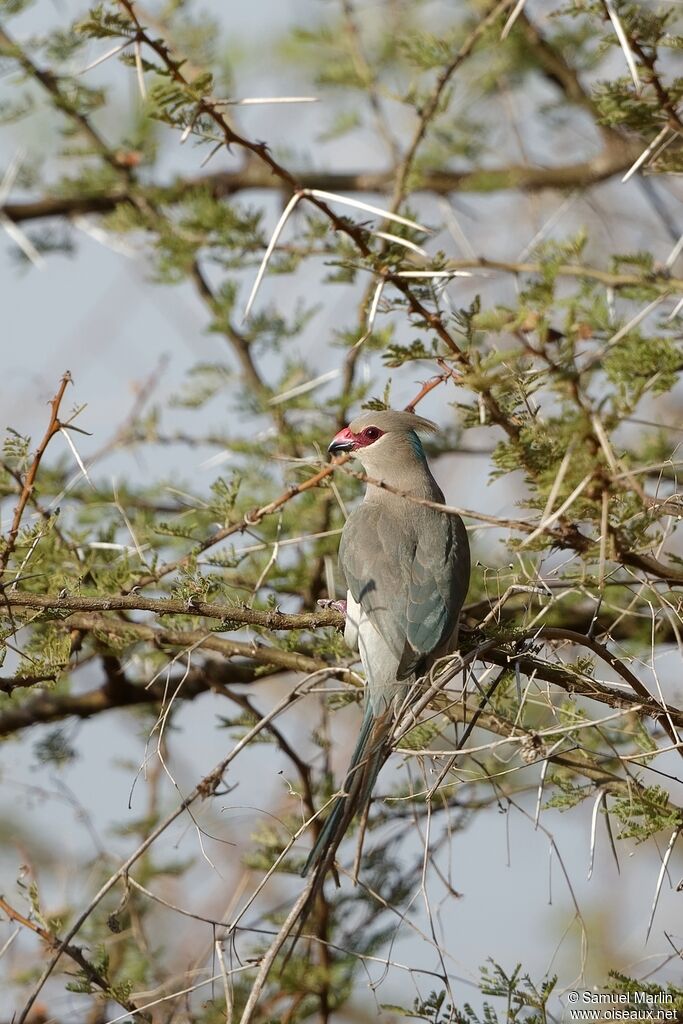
[189, 257, 294, 440]
[2, 1, 645, 463]
[437, 257, 683, 293]
[2, 138, 643, 227]
[0, 26, 127, 175]
[0, 672, 58, 695]
[4, 603, 680, 742]
[479, 638, 683, 733]
[0, 372, 72, 576]
[51, 612, 339, 676]
[334, 463, 683, 584]
[111, 371, 454, 594]
[5, 590, 343, 629]
[538, 626, 683, 753]
[391, 0, 516, 207]
[0, 656, 259, 735]
[612, 6, 683, 137]
[0, 25, 289, 422]
[114, 0, 525, 440]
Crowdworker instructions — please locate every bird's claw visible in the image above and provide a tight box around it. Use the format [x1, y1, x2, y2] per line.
[317, 599, 347, 617]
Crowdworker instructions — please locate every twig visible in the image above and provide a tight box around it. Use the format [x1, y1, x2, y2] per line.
[5, 591, 344, 630]
[391, 0, 516, 208]
[238, 883, 316, 1024]
[0, 372, 72, 575]
[0, 895, 144, 1019]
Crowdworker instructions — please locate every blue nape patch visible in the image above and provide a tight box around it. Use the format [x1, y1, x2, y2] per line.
[408, 430, 426, 460]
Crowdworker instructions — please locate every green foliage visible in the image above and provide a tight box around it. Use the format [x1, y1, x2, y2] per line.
[545, 777, 593, 812]
[607, 972, 683, 1013]
[611, 785, 683, 843]
[34, 728, 78, 766]
[0, 0, 35, 16]
[384, 963, 557, 1024]
[384, 337, 438, 367]
[604, 331, 682, 412]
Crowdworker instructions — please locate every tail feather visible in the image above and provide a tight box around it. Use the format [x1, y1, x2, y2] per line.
[283, 699, 394, 966]
[302, 702, 390, 878]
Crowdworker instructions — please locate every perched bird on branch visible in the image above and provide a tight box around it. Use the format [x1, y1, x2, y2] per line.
[303, 409, 471, 880]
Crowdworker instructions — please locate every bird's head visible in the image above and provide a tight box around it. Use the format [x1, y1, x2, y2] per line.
[328, 410, 437, 474]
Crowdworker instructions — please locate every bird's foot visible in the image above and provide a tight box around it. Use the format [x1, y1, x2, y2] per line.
[317, 598, 347, 617]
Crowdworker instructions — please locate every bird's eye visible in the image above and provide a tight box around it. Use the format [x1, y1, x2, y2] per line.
[364, 427, 380, 441]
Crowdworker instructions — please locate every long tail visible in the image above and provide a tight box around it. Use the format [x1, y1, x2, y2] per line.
[302, 701, 391, 878]
[278, 702, 393, 968]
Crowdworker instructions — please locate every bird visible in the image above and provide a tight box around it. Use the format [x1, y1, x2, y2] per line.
[302, 408, 470, 881]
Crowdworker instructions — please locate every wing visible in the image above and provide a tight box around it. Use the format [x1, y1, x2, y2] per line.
[339, 502, 470, 680]
[402, 506, 470, 674]
[339, 502, 412, 668]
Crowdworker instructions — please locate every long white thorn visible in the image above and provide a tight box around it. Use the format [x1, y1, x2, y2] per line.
[520, 473, 592, 548]
[395, 269, 474, 278]
[352, 279, 385, 351]
[243, 191, 301, 320]
[587, 789, 606, 880]
[622, 126, 670, 183]
[180, 109, 200, 144]
[0, 149, 44, 267]
[134, 39, 147, 100]
[0, 211, 45, 268]
[214, 96, 318, 106]
[304, 188, 430, 234]
[646, 827, 680, 942]
[268, 368, 341, 406]
[0, 147, 25, 206]
[665, 230, 683, 270]
[667, 296, 683, 322]
[365, 278, 385, 333]
[604, 0, 641, 93]
[59, 428, 95, 489]
[371, 229, 427, 256]
[501, 0, 527, 40]
[534, 759, 551, 830]
[75, 39, 134, 76]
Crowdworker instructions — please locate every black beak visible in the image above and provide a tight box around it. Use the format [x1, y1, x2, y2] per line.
[328, 439, 355, 455]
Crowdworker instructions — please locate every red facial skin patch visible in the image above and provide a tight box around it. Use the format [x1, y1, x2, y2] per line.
[329, 425, 384, 451]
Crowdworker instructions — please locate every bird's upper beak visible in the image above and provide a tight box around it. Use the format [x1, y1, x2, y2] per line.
[328, 426, 356, 455]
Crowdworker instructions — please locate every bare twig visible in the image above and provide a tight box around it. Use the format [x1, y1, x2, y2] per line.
[0, 895, 145, 1019]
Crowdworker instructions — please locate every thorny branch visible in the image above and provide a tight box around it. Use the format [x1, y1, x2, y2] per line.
[0, 145, 644, 222]
[0, 372, 72, 576]
[3, 597, 681, 748]
[112, 0, 532, 441]
[3, 590, 342, 628]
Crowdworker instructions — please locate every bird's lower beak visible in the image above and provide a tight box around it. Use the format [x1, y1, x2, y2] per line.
[328, 438, 355, 455]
